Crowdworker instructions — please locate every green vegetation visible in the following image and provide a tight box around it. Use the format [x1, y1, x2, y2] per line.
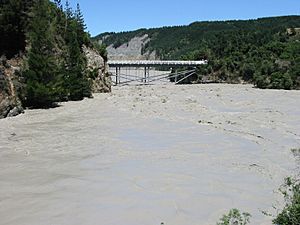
[272, 148, 300, 225]
[0, 0, 34, 58]
[273, 177, 300, 225]
[0, 0, 94, 108]
[62, 1, 91, 102]
[92, 42, 108, 61]
[23, 0, 60, 107]
[216, 209, 251, 225]
[95, 16, 300, 89]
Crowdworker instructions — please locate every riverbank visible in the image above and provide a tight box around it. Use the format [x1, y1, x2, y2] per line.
[0, 84, 299, 225]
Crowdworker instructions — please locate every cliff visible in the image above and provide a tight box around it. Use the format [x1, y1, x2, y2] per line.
[0, 56, 24, 119]
[103, 34, 156, 60]
[83, 46, 112, 93]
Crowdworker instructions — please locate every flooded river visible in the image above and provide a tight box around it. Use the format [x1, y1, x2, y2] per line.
[0, 84, 299, 225]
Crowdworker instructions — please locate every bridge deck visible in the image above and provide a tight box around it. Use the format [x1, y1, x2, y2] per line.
[108, 60, 207, 67]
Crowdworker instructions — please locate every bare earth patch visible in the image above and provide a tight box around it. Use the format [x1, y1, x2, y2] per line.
[0, 84, 299, 225]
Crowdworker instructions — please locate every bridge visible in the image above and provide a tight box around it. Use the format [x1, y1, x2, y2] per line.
[107, 60, 208, 85]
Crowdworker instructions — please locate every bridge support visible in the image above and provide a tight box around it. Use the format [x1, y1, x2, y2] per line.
[144, 67, 150, 83]
[115, 67, 121, 85]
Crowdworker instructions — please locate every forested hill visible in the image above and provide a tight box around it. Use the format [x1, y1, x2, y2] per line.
[94, 16, 300, 89]
[0, 0, 109, 114]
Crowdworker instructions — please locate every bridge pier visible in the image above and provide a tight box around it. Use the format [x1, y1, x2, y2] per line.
[115, 67, 121, 85]
[144, 67, 150, 83]
[174, 69, 178, 83]
[115, 67, 118, 85]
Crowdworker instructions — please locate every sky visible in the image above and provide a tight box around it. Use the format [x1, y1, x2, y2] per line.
[63, 0, 300, 37]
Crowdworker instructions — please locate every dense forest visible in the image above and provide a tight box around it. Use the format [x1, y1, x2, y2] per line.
[0, 0, 104, 108]
[95, 16, 300, 90]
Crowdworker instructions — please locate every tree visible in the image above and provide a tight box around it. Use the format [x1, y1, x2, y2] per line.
[269, 72, 293, 90]
[0, 0, 29, 57]
[23, 0, 60, 108]
[75, 3, 89, 46]
[0, 0, 36, 56]
[54, 0, 61, 8]
[63, 2, 91, 101]
[241, 63, 255, 81]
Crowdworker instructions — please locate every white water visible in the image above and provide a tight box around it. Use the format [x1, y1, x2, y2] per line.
[0, 84, 299, 225]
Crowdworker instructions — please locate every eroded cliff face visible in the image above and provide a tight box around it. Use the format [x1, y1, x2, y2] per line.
[83, 46, 112, 93]
[105, 34, 156, 60]
[0, 57, 24, 119]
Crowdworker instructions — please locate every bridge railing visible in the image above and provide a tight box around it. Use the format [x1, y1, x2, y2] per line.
[108, 60, 208, 67]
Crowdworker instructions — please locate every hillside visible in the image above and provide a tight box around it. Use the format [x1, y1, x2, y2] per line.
[94, 16, 300, 89]
[0, 0, 111, 118]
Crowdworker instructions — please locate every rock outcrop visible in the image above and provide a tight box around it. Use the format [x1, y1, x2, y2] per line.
[0, 56, 24, 119]
[83, 46, 112, 93]
[0, 96, 24, 119]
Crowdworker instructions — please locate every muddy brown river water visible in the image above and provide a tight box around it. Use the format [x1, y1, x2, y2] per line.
[0, 84, 299, 225]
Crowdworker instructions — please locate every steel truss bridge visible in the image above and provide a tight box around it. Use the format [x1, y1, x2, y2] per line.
[107, 60, 208, 86]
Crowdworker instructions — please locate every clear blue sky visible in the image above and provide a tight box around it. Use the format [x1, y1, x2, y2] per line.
[63, 0, 299, 36]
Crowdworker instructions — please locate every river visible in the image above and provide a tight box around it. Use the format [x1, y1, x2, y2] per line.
[0, 84, 299, 225]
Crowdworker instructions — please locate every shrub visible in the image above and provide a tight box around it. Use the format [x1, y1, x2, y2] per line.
[273, 177, 300, 225]
[92, 42, 108, 61]
[254, 73, 270, 89]
[269, 72, 293, 90]
[217, 209, 251, 225]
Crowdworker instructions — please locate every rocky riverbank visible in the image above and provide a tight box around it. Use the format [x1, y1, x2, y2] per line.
[0, 47, 111, 119]
[0, 56, 24, 119]
[83, 45, 112, 93]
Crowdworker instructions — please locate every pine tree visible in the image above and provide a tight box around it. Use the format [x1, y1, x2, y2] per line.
[54, 0, 61, 8]
[0, 0, 37, 57]
[75, 3, 89, 46]
[23, 0, 60, 108]
[0, 0, 27, 57]
[50, 0, 69, 101]
[63, 2, 91, 101]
